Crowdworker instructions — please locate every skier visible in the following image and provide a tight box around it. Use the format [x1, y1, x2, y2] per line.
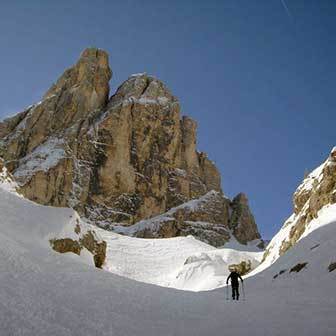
[226, 268, 243, 300]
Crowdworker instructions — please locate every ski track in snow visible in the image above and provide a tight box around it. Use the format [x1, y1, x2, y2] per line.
[0, 180, 335, 335]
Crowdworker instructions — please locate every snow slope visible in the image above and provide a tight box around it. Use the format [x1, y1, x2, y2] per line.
[98, 229, 262, 291]
[261, 148, 336, 270]
[0, 175, 335, 335]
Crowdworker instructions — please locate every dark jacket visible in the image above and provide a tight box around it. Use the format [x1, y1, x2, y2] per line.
[226, 271, 243, 287]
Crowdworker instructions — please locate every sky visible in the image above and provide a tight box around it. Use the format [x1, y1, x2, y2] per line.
[0, 0, 335, 239]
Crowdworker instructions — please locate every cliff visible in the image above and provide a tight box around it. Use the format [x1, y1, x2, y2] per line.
[0, 48, 262, 247]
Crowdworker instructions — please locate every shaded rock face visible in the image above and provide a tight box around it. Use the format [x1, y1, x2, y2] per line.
[230, 193, 261, 244]
[263, 147, 336, 263]
[80, 230, 107, 268]
[115, 190, 261, 247]
[132, 191, 232, 247]
[0, 48, 261, 247]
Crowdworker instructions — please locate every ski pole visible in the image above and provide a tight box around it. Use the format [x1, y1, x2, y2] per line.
[226, 284, 229, 300]
[242, 281, 246, 301]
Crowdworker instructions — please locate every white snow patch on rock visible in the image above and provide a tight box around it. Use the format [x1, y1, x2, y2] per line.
[14, 137, 67, 182]
[0, 165, 20, 195]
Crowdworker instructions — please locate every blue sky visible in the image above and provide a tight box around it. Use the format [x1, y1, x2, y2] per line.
[1, 0, 335, 239]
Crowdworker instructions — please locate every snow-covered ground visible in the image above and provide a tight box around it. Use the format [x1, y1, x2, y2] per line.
[98, 229, 262, 291]
[260, 149, 336, 271]
[0, 175, 335, 335]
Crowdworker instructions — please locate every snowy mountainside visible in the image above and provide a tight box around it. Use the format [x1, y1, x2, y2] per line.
[262, 147, 336, 268]
[251, 203, 336, 275]
[0, 164, 264, 291]
[0, 165, 105, 268]
[0, 164, 335, 335]
[97, 228, 263, 291]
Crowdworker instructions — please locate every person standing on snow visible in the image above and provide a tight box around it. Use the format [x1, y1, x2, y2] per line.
[226, 269, 243, 300]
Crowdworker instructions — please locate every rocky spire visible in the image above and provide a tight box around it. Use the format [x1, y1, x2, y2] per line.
[230, 193, 261, 244]
[0, 48, 112, 162]
[43, 47, 112, 127]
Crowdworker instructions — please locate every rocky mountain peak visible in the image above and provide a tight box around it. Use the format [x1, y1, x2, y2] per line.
[43, 47, 112, 122]
[0, 48, 262, 248]
[45, 47, 111, 95]
[108, 73, 176, 107]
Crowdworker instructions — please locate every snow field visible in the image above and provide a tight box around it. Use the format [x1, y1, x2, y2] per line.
[0, 169, 335, 335]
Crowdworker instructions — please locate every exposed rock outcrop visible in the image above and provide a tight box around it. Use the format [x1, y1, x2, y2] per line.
[120, 191, 231, 247]
[0, 48, 261, 247]
[228, 260, 252, 275]
[328, 262, 336, 272]
[50, 217, 107, 268]
[263, 147, 336, 265]
[113, 190, 261, 247]
[230, 193, 261, 244]
[281, 147, 336, 255]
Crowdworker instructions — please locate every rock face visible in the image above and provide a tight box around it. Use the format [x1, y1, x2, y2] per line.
[230, 193, 261, 245]
[111, 190, 262, 247]
[263, 147, 336, 265]
[114, 191, 232, 247]
[0, 48, 261, 247]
